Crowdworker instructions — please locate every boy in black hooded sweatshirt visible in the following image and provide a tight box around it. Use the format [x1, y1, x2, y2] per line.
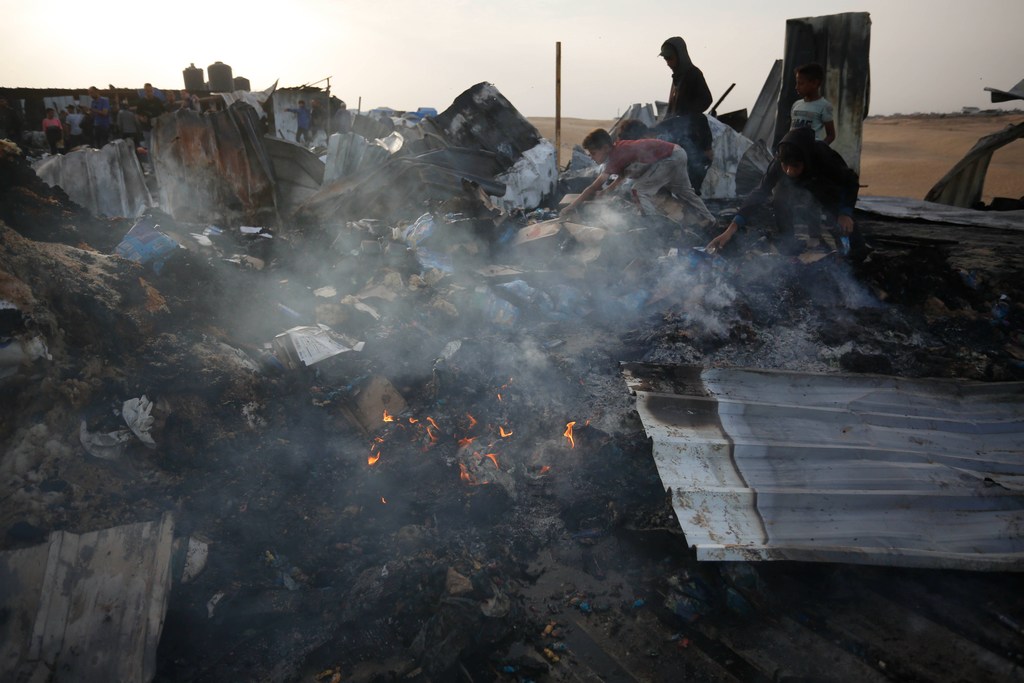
[654, 36, 714, 193]
[705, 127, 862, 256]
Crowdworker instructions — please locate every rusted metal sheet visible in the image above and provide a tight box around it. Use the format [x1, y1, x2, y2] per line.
[775, 12, 871, 173]
[0, 513, 175, 682]
[623, 363, 1024, 570]
[151, 102, 277, 224]
[925, 121, 1024, 209]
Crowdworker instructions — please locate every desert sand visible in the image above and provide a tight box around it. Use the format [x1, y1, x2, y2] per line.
[530, 114, 1024, 203]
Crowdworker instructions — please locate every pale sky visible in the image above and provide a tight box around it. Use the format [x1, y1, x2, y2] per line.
[3, 1, 1022, 119]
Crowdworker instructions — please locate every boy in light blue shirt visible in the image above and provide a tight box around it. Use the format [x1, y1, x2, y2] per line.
[790, 63, 835, 145]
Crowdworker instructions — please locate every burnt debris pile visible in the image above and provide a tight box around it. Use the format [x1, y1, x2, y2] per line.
[1, 84, 1023, 683]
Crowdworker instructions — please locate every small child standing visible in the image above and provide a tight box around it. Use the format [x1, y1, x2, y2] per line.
[790, 63, 835, 145]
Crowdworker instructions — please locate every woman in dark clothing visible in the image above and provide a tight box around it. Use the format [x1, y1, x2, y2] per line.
[705, 127, 863, 256]
[654, 36, 714, 193]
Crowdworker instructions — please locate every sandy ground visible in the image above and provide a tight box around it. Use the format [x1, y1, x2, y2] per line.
[530, 113, 1024, 202]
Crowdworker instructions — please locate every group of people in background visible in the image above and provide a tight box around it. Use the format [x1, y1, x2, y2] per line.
[564, 35, 859, 259]
[13, 84, 210, 156]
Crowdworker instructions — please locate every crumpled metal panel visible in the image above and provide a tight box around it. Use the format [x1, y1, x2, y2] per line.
[857, 196, 1024, 231]
[151, 102, 276, 224]
[985, 78, 1024, 103]
[32, 139, 152, 218]
[925, 121, 1024, 209]
[623, 363, 1024, 570]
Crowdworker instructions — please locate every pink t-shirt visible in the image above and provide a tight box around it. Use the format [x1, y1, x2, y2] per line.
[42, 115, 62, 131]
[604, 139, 676, 176]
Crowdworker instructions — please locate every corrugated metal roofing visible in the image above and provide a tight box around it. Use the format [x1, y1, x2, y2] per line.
[925, 121, 1024, 209]
[623, 363, 1024, 570]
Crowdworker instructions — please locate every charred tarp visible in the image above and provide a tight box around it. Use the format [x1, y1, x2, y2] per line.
[150, 102, 276, 224]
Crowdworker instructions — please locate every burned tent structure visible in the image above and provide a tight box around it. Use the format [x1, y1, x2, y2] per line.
[2, 27, 1024, 683]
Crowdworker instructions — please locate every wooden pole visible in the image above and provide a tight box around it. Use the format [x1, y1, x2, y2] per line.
[555, 41, 562, 170]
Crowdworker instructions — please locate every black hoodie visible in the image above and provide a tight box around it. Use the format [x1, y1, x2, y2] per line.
[661, 37, 712, 117]
[735, 127, 860, 227]
[657, 37, 714, 157]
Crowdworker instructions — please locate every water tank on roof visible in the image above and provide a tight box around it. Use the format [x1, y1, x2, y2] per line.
[233, 76, 250, 92]
[183, 63, 205, 93]
[207, 61, 234, 93]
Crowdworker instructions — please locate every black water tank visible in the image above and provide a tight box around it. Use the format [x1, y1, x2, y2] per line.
[233, 76, 250, 92]
[183, 63, 205, 92]
[207, 61, 234, 92]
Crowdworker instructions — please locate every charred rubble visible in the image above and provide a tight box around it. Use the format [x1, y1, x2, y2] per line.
[1, 81, 1023, 683]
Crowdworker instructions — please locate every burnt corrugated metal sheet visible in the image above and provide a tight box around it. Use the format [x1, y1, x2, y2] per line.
[925, 121, 1024, 209]
[857, 196, 1024, 231]
[742, 59, 783, 147]
[623, 363, 1024, 570]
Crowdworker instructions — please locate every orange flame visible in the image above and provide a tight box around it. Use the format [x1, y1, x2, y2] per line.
[564, 421, 576, 448]
[368, 451, 381, 466]
[499, 426, 513, 438]
[484, 453, 500, 469]
[459, 462, 475, 483]
[408, 417, 419, 424]
[458, 436, 476, 447]
[381, 496, 387, 504]
[539, 465, 551, 474]
[426, 417, 439, 430]
[466, 413, 477, 428]
[497, 393, 503, 402]
[383, 409, 395, 422]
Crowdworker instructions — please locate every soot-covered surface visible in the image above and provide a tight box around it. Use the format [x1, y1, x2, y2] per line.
[1, 143, 1022, 682]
